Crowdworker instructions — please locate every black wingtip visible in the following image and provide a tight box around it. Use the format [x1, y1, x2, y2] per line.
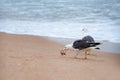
[95, 42, 101, 45]
[89, 42, 101, 47]
[95, 47, 100, 50]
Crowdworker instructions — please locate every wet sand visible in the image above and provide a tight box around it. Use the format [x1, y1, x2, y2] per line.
[46, 36, 120, 53]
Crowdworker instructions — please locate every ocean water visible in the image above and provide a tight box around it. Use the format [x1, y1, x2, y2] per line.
[0, 0, 120, 43]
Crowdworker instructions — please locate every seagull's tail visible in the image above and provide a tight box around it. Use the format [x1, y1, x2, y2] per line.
[89, 43, 101, 50]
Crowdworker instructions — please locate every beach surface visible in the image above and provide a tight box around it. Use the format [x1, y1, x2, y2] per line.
[0, 32, 120, 80]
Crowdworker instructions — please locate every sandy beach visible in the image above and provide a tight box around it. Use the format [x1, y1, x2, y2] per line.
[0, 32, 120, 80]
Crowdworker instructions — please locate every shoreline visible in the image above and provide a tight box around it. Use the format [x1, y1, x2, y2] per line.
[1, 32, 120, 54]
[45, 36, 120, 54]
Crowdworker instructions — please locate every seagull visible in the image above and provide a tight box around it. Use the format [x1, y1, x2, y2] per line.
[60, 35, 101, 59]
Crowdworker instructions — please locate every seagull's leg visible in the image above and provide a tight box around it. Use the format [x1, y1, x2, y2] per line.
[87, 48, 91, 55]
[74, 51, 79, 59]
[85, 49, 87, 59]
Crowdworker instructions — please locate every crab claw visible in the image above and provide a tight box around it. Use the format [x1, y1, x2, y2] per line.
[60, 49, 66, 56]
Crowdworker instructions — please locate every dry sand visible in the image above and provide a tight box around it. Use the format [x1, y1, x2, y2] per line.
[0, 32, 120, 80]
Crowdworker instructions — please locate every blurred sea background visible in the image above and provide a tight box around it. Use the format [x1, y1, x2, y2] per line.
[0, 0, 120, 43]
